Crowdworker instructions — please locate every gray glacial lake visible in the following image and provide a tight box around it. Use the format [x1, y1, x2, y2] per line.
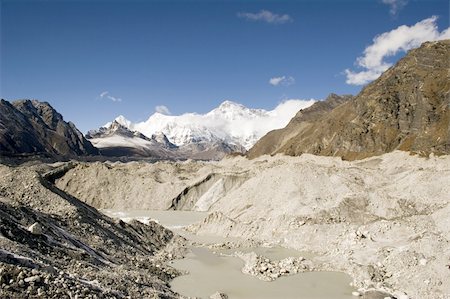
[103, 210, 355, 299]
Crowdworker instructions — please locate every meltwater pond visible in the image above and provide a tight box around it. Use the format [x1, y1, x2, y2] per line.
[103, 210, 355, 299]
[170, 247, 354, 299]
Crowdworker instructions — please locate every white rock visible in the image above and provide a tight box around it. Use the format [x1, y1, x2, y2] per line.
[210, 292, 228, 299]
[419, 258, 427, 266]
[28, 222, 43, 235]
[352, 291, 361, 297]
[24, 275, 41, 283]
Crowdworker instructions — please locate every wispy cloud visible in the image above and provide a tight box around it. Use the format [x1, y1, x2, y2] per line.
[269, 76, 295, 86]
[382, 0, 408, 16]
[344, 16, 450, 85]
[237, 10, 293, 24]
[99, 91, 122, 102]
[155, 105, 171, 115]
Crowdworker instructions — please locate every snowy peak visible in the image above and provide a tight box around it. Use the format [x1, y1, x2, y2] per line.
[150, 132, 177, 149]
[103, 115, 133, 130]
[208, 100, 266, 120]
[97, 99, 316, 150]
[88, 120, 150, 141]
[216, 100, 246, 111]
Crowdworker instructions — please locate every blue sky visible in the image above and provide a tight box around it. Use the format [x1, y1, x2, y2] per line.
[1, 0, 449, 132]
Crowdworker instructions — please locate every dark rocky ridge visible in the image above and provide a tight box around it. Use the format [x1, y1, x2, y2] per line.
[0, 99, 98, 157]
[248, 40, 450, 160]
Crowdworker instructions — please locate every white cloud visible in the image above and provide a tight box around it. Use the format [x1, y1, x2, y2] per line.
[99, 91, 122, 102]
[382, 0, 408, 15]
[269, 76, 295, 86]
[237, 10, 293, 24]
[345, 16, 450, 85]
[155, 105, 171, 115]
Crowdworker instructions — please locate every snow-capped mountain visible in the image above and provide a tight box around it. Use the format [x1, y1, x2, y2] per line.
[103, 99, 316, 150]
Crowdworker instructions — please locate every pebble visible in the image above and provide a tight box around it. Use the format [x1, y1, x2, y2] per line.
[24, 275, 41, 283]
[28, 222, 43, 235]
[210, 292, 228, 299]
[352, 291, 361, 297]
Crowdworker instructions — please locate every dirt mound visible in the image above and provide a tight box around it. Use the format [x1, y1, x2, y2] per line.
[55, 160, 215, 210]
[50, 151, 450, 298]
[186, 152, 450, 299]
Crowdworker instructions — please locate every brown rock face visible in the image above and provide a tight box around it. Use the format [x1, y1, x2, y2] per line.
[247, 93, 353, 158]
[0, 99, 98, 157]
[248, 40, 450, 160]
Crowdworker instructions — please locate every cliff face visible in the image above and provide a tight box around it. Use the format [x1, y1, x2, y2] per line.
[248, 40, 450, 160]
[0, 99, 98, 157]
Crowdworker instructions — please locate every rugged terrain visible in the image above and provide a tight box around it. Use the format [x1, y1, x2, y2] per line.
[56, 151, 450, 299]
[0, 162, 186, 298]
[0, 100, 98, 157]
[248, 40, 450, 160]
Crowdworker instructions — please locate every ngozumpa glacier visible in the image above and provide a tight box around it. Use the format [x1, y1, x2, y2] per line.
[0, 40, 449, 299]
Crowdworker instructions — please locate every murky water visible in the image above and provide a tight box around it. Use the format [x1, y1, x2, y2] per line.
[103, 210, 355, 299]
[171, 247, 354, 299]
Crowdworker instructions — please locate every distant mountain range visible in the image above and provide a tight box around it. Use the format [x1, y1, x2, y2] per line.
[248, 40, 450, 160]
[86, 120, 245, 160]
[86, 99, 315, 159]
[1, 40, 448, 161]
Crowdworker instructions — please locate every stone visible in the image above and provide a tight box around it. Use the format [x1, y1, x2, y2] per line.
[24, 275, 41, 283]
[210, 291, 229, 299]
[28, 222, 43, 235]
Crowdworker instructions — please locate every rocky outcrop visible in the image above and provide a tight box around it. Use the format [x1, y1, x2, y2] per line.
[248, 40, 450, 160]
[0, 99, 98, 157]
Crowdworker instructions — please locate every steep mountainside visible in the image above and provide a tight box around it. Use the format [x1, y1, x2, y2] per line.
[247, 94, 353, 158]
[248, 40, 450, 160]
[0, 99, 98, 157]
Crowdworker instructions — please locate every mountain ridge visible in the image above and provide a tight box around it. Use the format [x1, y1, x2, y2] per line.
[0, 99, 98, 157]
[248, 40, 450, 160]
[99, 99, 316, 150]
